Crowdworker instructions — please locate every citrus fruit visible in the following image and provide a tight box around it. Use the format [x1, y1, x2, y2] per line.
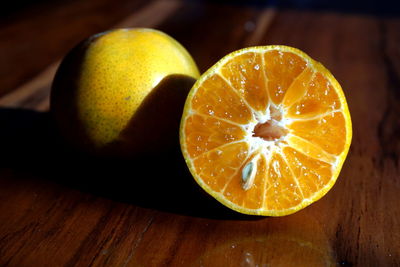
[180, 45, 352, 216]
[51, 28, 199, 157]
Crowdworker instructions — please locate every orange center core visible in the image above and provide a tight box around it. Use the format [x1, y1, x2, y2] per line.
[252, 106, 287, 141]
[253, 120, 287, 141]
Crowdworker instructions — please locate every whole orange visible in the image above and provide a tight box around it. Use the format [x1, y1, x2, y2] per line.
[51, 28, 199, 157]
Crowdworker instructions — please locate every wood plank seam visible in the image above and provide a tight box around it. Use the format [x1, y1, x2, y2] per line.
[122, 215, 155, 267]
[244, 8, 277, 46]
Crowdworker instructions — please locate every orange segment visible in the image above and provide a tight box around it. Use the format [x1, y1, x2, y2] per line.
[282, 146, 333, 199]
[286, 71, 341, 118]
[180, 45, 352, 216]
[191, 74, 252, 124]
[282, 67, 314, 107]
[285, 134, 336, 164]
[220, 52, 269, 112]
[264, 50, 308, 104]
[183, 114, 247, 158]
[287, 111, 346, 156]
[264, 152, 303, 211]
[192, 142, 249, 193]
[222, 152, 267, 210]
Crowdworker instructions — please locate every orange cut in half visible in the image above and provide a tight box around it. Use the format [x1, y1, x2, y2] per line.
[180, 46, 352, 216]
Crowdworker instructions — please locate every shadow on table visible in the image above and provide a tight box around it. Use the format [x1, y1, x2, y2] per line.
[0, 108, 254, 220]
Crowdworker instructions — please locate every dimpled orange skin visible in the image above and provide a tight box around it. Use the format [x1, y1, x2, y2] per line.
[51, 28, 200, 155]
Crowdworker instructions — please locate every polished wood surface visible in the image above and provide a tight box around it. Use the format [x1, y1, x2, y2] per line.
[1, 0, 400, 266]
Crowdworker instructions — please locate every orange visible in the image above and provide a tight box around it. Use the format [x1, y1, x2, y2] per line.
[180, 45, 352, 216]
[51, 28, 199, 157]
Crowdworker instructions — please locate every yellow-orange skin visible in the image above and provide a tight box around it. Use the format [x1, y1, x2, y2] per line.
[51, 28, 199, 156]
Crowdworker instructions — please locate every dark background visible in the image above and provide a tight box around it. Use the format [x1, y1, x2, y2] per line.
[3, 0, 400, 18]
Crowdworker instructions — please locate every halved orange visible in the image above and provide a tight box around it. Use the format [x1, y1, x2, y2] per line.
[180, 45, 352, 216]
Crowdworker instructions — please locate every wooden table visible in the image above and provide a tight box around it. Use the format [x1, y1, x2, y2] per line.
[1, 0, 399, 266]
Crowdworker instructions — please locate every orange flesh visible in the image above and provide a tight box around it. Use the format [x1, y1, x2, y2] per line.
[182, 47, 351, 215]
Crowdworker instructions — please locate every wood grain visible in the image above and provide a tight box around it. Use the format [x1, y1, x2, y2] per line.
[0, 0, 400, 266]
